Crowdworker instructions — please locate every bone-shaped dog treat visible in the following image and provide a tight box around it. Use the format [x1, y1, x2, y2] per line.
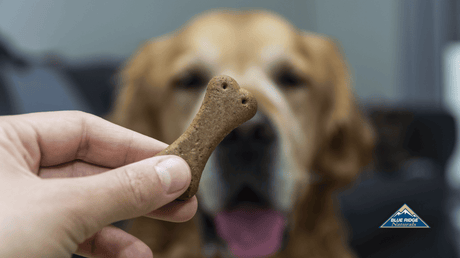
[155, 75, 258, 200]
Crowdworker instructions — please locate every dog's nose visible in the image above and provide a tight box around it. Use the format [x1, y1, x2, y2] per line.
[218, 111, 276, 167]
[222, 111, 276, 147]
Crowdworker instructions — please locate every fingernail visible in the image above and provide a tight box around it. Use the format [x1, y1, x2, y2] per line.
[155, 156, 190, 194]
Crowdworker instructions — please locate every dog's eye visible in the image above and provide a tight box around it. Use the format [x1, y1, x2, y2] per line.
[275, 70, 306, 89]
[175, 72, 208, 90]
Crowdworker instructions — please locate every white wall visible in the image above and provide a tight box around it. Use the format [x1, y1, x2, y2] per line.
[0, 0, 398, 101]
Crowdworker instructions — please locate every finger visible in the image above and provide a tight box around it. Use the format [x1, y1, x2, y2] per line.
[40, 160, 197, 222]
[2, 111, 167, 170]
[59, 155, 195, 231]
[38, 160, 111, 178]
[144, 196, 198, 222]
[75, 225, 153, 258]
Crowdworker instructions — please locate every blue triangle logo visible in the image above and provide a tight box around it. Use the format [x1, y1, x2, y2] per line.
[380, 204, 430, 228]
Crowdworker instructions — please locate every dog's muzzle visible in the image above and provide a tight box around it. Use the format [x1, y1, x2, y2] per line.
[205, 111, 288, 257]
[216, 110, 276, 207]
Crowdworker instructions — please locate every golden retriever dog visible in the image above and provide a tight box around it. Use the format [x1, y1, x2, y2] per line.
[110, 9, 374, 258]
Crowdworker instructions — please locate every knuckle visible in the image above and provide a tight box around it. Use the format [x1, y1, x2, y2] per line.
[68, 110, 91, 120]
[71, 110, 99, 125]
[117, 166, 155, 212]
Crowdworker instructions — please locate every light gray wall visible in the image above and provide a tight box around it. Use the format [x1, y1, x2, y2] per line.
[0, 0, 397, 101]
[0, 0, 315, 59]
[314, 0, 399, 102]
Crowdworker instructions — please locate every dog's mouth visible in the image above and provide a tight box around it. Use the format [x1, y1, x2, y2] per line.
[214, 204, 286, 258]
[200, 111, 290, 257]
[208, 185, 288, 258]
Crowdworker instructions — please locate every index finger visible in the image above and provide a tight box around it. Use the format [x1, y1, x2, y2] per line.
[2, 111, 167, 169]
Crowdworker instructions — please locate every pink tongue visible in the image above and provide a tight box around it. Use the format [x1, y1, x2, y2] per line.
[214, 207, 286, 258]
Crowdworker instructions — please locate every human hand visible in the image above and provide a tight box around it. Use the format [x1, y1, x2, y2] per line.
[0, 111, 197, 258]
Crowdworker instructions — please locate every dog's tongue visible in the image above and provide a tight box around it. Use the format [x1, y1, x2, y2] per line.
[214, 207, 285, 258]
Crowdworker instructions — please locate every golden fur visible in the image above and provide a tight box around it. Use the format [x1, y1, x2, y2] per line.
[109, 10, 374, 258]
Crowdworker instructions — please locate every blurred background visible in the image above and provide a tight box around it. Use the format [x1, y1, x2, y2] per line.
[1, 0, 459, 257]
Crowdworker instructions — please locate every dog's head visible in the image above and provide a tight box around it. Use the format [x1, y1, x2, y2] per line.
[111, 9, 374, 258]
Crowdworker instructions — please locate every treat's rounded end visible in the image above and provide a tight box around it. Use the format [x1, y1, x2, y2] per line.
[205, 74, 258, 124]
[208, 75, 240, 90]
[238, 88, 258, 120]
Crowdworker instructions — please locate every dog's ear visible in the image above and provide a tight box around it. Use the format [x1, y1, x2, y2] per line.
[108, 38, 170, 139]
[281, 34, 374, 258]
[311, 36, 375, 188]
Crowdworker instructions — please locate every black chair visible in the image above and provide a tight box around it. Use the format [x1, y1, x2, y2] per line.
[339, 106, 458, 258]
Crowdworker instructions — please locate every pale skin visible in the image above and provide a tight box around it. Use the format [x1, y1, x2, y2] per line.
[0, 111, 198, 258]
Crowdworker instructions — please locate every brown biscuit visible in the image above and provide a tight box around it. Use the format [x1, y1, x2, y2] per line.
[155, 75, 258, 200]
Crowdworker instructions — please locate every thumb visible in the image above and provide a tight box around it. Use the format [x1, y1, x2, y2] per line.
[69, 155, 191, 228]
